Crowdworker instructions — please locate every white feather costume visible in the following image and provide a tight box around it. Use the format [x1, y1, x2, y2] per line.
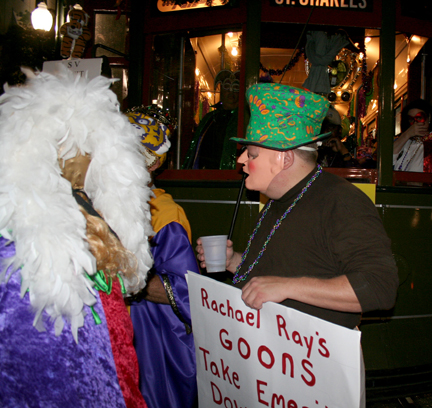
[0, 66, 154, 340]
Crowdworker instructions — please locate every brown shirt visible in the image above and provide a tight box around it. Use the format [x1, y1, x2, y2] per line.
[235, 168, 399, 329]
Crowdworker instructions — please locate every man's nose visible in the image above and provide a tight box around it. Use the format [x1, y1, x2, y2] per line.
[237, 149, 247, 164]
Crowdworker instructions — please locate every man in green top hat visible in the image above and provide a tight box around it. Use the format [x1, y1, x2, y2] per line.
[196, 83, 398, 406]
[197, 82, 398, 330]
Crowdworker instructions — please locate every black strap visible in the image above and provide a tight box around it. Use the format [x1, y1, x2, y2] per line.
[72, 189, 120, 241]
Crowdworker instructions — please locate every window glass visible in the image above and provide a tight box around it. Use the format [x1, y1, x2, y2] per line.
[111, 66, 128, 109]
[258, 23, 429, 180]
[151, 31, 242, 170]
[392, 34, 430, 184]
[93, 13, 128, 109]
[260, 24, 367, 170]
[94, 14, 127, 57]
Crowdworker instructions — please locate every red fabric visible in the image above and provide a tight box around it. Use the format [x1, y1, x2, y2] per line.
[99, 280, 147, 408]
[423, 138, 432, 173]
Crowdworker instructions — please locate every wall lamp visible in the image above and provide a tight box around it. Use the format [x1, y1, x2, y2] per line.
[31, 2, 53, 31]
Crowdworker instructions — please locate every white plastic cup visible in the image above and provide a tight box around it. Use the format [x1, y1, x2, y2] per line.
[200, 235, 228, 273]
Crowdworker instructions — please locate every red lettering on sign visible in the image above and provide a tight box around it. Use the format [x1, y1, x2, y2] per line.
[199, 347, 210, 370]
[276, 315, 290, 339]
[257, 345, 275, 369]
[281, 352, 295, 377]
[201, 288, 209, 308]
[256, 380, 269, 406]
[318, 338, 330, 358]
[220, 329, 233, 351]
[211, 381, 222, 404]
[238, 337, 251, 359]
[301, 359, 316, 387]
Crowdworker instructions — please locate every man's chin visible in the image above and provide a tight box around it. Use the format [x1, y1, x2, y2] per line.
[223, 102, 238, 111]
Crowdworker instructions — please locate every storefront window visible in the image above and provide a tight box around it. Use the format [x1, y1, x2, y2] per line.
[94, 12, 129, 108]
[151, 30, 242, 170]
[94, 13, 127, 57]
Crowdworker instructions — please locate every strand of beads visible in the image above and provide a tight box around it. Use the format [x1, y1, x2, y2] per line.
[232, 165, 323, 284]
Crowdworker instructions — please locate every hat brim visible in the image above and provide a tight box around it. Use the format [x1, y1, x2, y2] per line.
[230, 131, 332, 151]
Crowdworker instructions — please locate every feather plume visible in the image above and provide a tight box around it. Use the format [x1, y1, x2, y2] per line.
[0, 65, 154, 339]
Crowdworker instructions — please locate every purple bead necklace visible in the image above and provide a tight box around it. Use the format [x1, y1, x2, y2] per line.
[232, 165, 323, 285]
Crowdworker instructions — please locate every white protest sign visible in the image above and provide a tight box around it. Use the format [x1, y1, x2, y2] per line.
[43, 58, 103, 79]
[188, 273, 363, 408]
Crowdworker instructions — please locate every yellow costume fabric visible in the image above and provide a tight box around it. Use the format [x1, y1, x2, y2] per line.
[150, 188, 192, 243]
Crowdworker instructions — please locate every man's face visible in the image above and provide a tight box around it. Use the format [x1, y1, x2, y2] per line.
[220, 86, 239, 111]
[238, 145, 283, 193]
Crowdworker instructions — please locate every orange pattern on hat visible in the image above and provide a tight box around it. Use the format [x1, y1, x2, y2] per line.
[250, 94, 269, 115]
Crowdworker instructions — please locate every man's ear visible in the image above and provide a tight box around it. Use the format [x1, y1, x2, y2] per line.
[282, 150, 295, 169]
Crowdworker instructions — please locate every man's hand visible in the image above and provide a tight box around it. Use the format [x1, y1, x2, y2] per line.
[196, 238, 241, 273]
[325, 136, 350, 157]
[406, 122, 430, 139]
[241, 275, 362, 313]
[241, 276, 290, 309]
[141, 274, 170, 304]
[394, 122, 430, 155]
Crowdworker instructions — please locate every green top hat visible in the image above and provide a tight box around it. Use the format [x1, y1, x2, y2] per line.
[231, 83, 331, 150]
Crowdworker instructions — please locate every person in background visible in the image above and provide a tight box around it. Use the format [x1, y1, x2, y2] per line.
[195, 83, 399, 407]
[0, 67, 153, 408]
[318, 105, 358, 168]
[182, 69, 240, 169]
[127, 106, 200, 408]
[393, 99, 432, 172]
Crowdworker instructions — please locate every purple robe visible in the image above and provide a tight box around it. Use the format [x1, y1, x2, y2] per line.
[0, 236, 127, 408]
[130, 222, 199, 408]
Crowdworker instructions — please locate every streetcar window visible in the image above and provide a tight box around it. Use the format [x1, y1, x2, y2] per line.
[260, 23, 367, 170]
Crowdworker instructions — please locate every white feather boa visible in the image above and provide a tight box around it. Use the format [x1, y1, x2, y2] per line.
[0, 66, 154, 341]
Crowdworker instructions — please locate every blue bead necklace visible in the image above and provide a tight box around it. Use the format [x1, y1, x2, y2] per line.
[232, 165, 323, 285]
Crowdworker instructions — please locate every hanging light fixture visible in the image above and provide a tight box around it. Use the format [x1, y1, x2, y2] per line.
[31, 2, 53, 31]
